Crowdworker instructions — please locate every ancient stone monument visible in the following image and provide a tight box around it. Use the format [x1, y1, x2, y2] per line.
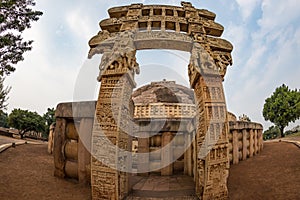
[52, 2, 263, 200]
[88, 2, 233, 199]
[53, 81, 264, 196]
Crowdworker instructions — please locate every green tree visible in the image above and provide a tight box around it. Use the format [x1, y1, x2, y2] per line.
[8, 108, 45, 139]
[263, 84, 300, 138]
[0, 77, 11, 110]
[0, 110, 9, 128]
[0, 0, 43, 75]
[43, 107, 55, 136]
[263, 126, 280, 140]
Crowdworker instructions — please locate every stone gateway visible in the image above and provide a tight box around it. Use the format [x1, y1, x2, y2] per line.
[52, 2, 263, 200]
[88, 2, 232, 199]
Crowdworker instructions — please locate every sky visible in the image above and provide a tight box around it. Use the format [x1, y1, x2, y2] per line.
[4, 0, 300, 131]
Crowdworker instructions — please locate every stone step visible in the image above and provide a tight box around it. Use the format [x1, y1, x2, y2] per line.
[130, 188, 196, 198]
[127, 175, 197, 199]
[126, 195, 199, 200]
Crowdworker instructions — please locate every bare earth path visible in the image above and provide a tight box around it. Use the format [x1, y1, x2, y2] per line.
[228, 142, 300, 200]
[0, 142, 299, 199]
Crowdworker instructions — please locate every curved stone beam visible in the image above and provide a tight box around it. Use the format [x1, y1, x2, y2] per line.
[89, 30, 233, 79]
[88, 2, 233, 80]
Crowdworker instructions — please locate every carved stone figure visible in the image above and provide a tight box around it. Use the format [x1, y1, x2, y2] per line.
[89, 30, 111, 48]
[189, 42, 217, 74]
[97, 31, 140, 80]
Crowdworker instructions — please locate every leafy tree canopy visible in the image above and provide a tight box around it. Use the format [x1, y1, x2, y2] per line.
[0, 77, 11, 110]
[263, 126, 280, 140]
[43, 108, 55, 126]
[43, 107, 55, 135]
[0, 110, 9, 128]
[263, 84, 300, 137]
[8, 108, 45, 139]
[0, 0, 43, 75]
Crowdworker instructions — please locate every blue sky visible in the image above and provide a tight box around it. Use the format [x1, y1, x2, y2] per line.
[4, 0, 300, 130]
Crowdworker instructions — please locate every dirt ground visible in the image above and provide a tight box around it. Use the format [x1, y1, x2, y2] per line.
[0, 144, 91, 200]
[228, 142, 300, 200]
[0, 142, 299, 199]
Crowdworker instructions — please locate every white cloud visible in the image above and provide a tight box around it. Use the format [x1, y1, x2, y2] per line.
[235, 0, 261, 20]
[258, 0, 300, 34]
[224, 0, 300, 130]
[65, 9, 95, 43]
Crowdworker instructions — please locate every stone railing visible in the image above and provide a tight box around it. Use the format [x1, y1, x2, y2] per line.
[134, 103, 196, 119]
[228, 121, 263, 164]
[53, 101, 264, 184]
[53, 101, 95, 183]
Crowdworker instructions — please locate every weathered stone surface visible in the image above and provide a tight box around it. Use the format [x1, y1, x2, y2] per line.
[89, 2, 233, 80]
[53, 118, 67, 178]
[55, 101, 96, 119]
[100, 3, 224, 37]
[51, 2, 263, 200]
[228, 121, 264, 164]
[88, 1, 234, 199]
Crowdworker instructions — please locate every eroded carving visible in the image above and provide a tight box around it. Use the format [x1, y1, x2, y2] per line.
[89, 30, 111, 48]
[89, 2, 234, 200]
[189, 42, 218, 75]
[98, 31, 140, 81]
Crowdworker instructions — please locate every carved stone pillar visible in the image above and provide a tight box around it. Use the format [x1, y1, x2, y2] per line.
[91, 31, 138, 200]
[188, 42, 230, 199]
[91, 72, 135, 200]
